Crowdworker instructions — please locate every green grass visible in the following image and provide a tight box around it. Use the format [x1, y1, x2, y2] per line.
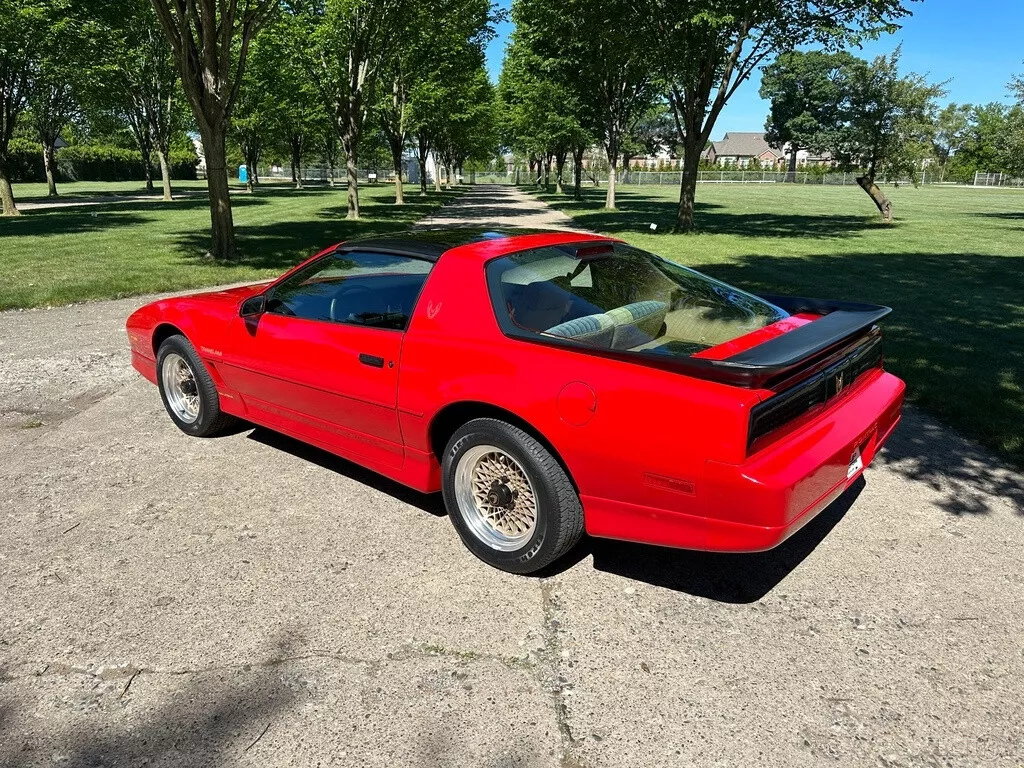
[533, 183, 1024, 467]
[10, 179, 214, 203]
[0, 181, 460, 310]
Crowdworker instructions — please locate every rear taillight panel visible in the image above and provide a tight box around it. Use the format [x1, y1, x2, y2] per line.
[748, 331, 883, 453]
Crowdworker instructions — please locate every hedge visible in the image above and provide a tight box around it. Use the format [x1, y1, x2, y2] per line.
[3, 140, 198, 183]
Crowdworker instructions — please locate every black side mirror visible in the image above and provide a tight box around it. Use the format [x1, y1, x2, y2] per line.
[240, 294, 266, 317]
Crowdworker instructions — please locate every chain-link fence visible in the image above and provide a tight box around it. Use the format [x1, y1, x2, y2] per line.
[251, 166, 401, 183]
[499, 167, 951, 187]
[973, 172, 1024, 187]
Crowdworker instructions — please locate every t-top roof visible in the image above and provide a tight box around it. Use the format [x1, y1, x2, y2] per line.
[336, 228, 578, 261]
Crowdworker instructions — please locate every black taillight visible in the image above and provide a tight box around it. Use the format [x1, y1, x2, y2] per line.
[748, 333, 883, 452]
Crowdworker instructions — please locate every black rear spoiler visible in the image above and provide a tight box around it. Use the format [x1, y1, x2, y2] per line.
[629, 294, 891, 388]
[724, 295, 891, 368]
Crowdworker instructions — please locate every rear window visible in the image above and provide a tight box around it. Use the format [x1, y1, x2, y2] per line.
[486, 242, 787, 357]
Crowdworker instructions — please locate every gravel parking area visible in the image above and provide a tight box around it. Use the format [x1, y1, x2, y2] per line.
[1, 186, 1022, 767]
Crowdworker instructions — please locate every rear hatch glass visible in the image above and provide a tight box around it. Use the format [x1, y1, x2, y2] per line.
[487, 242, 789, 357]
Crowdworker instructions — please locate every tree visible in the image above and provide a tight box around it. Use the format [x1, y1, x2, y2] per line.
[149, 0, 277, 259]
[648, 0, 914, 232]
[0, 0, 48, 214]
[498, 27, 593, 197]
[1004, 70, 1024, 178]
[513, 0, 658, 209]
[305, 0, 411, 219]
[930, 103, 971, 182]
[760, 49, 855, 181]
[28, 76, 79, 198]
[619, 101, 674, 181]
[92, 0, 184, 200]
[828, 50, 944, 221]
[403, 0, 495, 199]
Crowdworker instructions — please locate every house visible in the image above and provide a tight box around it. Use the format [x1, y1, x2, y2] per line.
[704, 133, 785, 168]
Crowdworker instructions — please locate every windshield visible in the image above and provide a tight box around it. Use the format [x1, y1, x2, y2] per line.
[487, 242, 787, 358]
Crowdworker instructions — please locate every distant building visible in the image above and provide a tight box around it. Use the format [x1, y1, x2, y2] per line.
[704, 132, 785, 168]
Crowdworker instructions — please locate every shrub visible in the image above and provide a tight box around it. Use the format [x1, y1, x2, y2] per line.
[5, 139, 46, 183]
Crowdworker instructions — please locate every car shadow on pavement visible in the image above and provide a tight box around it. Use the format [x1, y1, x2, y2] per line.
[545, 478, 865, 604]
[242, 424, 861, 601]
[245, 426, 446, 516]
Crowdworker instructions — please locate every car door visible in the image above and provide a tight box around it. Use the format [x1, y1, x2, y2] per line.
[217, 249, 434, 469]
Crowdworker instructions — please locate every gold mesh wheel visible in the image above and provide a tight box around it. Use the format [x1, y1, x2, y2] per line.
[454, 445, 538, 551]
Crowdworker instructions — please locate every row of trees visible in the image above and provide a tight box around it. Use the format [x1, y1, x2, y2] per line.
[499, 0, 917, 231]
[0, 0, 499, 260]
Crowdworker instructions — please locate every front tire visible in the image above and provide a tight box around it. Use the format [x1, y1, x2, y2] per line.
[156, 335, 236, 437]
[442, 418, 583, 574]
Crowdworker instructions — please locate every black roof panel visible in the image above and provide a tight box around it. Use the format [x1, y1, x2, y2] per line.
[336, 227, 567, 262]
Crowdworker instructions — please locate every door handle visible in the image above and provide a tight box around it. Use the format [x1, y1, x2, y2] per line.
[358, 353, 385, 368]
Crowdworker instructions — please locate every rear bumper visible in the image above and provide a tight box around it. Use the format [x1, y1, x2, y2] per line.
[584, 369, 905, 552]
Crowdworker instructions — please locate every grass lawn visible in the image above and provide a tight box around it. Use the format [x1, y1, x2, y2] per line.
[0, 181, 460, 310]
[9, 179, 213, 203]
[533, 183, 1024, 467]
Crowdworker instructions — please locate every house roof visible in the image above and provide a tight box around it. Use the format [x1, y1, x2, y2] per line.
[708, 132, 781, 159]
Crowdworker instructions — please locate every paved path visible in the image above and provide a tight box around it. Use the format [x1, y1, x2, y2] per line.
[1, 185, 1022, 767]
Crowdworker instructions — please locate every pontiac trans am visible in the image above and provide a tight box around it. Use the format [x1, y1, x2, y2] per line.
[126, 229, 905, 573]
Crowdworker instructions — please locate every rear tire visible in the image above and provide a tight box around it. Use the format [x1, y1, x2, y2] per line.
[442, 418, 583, 574]
[156, 335, 236, 437]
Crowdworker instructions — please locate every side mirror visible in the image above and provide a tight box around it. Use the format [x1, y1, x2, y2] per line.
[239, 294, 266, 317]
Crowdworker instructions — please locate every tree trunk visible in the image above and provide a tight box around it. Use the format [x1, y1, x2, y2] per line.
[418, 151, 428, 195]
[856, 175, 893, 222]
[200, 129, 237, 260]
[156, 149, 174, 201]
[345, 138, 359, 218]
[0, 169, 19, 216]
[43, 143, 58, 197]
[543, 155, 550, 187]
[292, 137, 303, 190]
[786, 146, 798, 182]
[433, 153, 442, 192]
[142, 147, 154, 193]
[604, 152, 617, 210]
[391, 144, 404, 204]
[674, 135, 702, 233]
[572, 145, 584, 200]
[555, 151, 566, 195]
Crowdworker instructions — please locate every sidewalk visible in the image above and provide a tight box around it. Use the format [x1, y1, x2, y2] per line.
[416, 183, 580, 230]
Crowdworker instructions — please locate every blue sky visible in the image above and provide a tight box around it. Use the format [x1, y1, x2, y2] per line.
[484, 0, 1024, 139]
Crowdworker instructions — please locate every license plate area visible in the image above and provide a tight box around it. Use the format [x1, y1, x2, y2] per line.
[847, 446, 864, 479]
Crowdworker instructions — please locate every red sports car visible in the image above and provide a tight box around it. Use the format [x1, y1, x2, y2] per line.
[127, 229, 904, 573]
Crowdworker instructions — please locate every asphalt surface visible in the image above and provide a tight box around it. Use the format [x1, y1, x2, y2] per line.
[1, 186, 1022, 767]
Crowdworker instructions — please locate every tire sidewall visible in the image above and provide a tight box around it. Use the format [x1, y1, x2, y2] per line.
[442, 420, 570, 573]
[156, 336, 220, 436]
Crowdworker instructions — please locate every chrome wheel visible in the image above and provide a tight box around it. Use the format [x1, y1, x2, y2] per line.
[454, 445, 539, 551]
[161, 352, 200, 424]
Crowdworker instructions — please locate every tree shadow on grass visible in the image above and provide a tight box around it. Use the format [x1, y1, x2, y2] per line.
[170, 189, 464, 271]
[0, 195, 274, 239]
[972, 211, 1024, 230]
[537, 186, 887, 239]
[702, 250, 1024, 510]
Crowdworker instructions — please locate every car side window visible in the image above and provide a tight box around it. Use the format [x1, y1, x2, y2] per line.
[265, 250, 433, 330]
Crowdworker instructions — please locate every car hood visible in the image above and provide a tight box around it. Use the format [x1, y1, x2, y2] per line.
[181, 281, 271, 306]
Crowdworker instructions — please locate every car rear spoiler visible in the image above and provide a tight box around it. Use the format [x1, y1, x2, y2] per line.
[629, 295, 892, 388]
